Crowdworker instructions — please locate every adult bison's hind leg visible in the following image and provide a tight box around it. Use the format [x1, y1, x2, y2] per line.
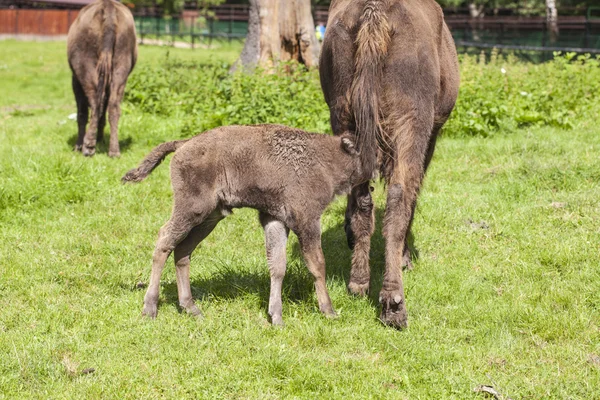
[379, 113, 434, 329]
[346, 182, 375, 296]
[319, 24, 375, 296]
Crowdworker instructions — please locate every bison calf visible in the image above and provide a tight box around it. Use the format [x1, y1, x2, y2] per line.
[123, 124, 368, 325]
[67, 0, 137, 157]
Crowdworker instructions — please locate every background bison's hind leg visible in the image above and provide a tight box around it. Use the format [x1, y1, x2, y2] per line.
[72, 75, 88, 152]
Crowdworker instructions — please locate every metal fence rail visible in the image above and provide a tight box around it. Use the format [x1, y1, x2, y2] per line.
[134, 15, 247, 47]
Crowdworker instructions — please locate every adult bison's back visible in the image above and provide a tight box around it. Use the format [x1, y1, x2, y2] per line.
[67, 0, 137, 157]
[319, 0, 459, 328]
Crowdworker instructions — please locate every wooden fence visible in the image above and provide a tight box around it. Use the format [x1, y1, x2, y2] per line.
[0, 9, 78, 35]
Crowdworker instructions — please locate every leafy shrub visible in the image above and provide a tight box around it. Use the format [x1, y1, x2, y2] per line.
[447, 50, 600, 136]
[125, 57, 330, 135]
[124, 51, 600, 138]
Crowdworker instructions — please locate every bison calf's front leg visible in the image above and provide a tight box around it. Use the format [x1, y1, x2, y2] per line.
[297, 223, 337, 318]
[261, 214, 289, 326]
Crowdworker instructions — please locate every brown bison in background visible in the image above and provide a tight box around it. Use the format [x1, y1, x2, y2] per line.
[67, 0, 137, 157]
[319, 0, 460, 328]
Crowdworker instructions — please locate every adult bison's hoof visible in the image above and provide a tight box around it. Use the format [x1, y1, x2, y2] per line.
[379, 291, 408, 329]
[74, 144, 83, 152]
[142, 303, 158, 319]
[348, 281, 369, 296]
[82, 146, 96, 157]
[108, 151, 121, 158]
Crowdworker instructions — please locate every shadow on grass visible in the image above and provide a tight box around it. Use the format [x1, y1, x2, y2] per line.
[157, 206, 420, 320]
[67, 133, 133, 155]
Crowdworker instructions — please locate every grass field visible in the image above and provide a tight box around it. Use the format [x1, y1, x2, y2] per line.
[1, 40, 599, 398]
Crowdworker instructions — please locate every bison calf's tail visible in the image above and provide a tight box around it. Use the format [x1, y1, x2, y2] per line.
[121, 139, 189, 183]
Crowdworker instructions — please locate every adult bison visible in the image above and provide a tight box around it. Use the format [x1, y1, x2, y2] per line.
[67, 0, 137, 157]
[319, 0, 460, 328]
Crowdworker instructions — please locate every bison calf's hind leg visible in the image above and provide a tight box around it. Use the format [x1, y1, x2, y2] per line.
[173, 212, 224, 318]
[260, 214, 290, 326]
[143, 218, 198, 318]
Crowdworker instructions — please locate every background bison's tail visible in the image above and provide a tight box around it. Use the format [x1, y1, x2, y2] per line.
[96, 0, 117, 116]
[351, 0, 391, 176]
[121, 139, 190, 183]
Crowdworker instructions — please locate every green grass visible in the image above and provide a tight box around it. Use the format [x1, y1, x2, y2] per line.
[1, 40, 599, 398]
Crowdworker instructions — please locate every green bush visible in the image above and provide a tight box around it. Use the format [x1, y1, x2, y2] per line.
[125, 57, 330, 136]
[447, 51, 600, 136]
[124, 51, 600, 138]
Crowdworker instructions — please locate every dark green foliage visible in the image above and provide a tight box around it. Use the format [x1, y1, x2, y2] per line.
[124, 51, 600, 138]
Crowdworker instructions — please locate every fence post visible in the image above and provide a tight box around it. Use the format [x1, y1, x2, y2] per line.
[140, 16, 144, 45]
[191, 15, 194, 49]
[156, 15, 160, 42]
[229, 6, 233, 43]
[584, 20, 590, 48]
[209, 17, 214, 48]
[541, 20, 547, 48]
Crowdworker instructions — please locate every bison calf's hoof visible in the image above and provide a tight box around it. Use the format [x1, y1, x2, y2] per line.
[181, 302, 203, 318]
[379, 291, 408, 329]
[82, 146, 96, 157]
[348, 281, 369, 296]
[270, 315, 284, 327]
[142, 303, 158, 319]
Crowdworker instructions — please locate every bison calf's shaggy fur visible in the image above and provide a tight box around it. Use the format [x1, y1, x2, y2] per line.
[67, 0, 137, 157]
[122, 125, 367, 325]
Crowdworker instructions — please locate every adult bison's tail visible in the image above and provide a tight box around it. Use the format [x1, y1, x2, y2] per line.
[351, 0, 391, 177]
[96, 0, 117, 115]
[121, 139, 190, 183]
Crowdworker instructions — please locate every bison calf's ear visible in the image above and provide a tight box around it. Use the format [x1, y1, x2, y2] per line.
[341, 137, 359, 155]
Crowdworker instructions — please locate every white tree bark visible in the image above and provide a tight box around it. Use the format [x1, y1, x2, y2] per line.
[546, 0, 559, 42]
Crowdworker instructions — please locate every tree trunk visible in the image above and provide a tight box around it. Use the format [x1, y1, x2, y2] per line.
[546, 0, 559, 43]
[235, 0, 320, 71]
